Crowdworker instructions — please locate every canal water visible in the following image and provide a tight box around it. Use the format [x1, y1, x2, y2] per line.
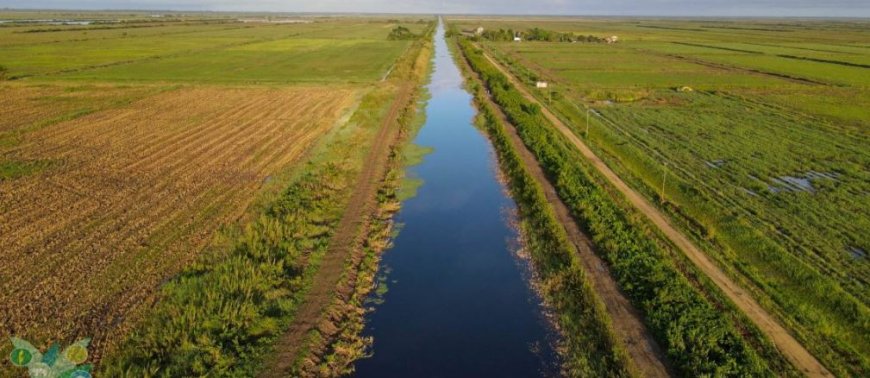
[352, 21, 558, 377]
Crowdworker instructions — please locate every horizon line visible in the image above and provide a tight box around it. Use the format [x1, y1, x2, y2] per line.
[2, 7, 870, 20]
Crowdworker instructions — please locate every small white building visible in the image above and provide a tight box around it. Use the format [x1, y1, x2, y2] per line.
[536, 81, 549, 88]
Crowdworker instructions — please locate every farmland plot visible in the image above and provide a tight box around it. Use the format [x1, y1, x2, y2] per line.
[0, 86, 358, 360]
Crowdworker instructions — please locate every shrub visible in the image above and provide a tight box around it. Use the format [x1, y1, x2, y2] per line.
[387, 26, 417, 40]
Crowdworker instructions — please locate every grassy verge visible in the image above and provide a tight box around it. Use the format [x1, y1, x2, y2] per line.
[450, 35, 634, 377]
[456, 37, 798, 377]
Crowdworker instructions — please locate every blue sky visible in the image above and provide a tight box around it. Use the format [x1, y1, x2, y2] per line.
[1, 0, 869, 17]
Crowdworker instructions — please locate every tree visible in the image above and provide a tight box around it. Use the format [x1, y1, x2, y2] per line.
[387, 26, 417, 40]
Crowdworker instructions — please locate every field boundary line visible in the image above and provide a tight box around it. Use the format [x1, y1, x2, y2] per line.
[480, 49, 834, 378]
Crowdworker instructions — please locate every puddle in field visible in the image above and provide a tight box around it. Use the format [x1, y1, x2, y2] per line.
[848, 246, 867, 260]
[705, 159, 726, 169]
[352, 19, 559, 377]
[740, 187, 759, 197]
[765, 170, 840, 194]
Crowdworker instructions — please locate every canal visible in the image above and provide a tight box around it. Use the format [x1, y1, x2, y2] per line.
[352, 20, 558, 377]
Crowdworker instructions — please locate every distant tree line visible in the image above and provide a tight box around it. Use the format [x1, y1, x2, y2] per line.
[478, 27, 610, 43]
[387, 19, 429, 24]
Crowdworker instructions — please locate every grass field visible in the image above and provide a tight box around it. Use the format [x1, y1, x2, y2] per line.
[0, 15, 428, 82]
[452, 17, 869, 376]
[0, 12, 432, 375]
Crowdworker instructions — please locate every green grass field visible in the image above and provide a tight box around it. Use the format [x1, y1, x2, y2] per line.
[1, 17, 427, 83]
[452, 17, 869, 377]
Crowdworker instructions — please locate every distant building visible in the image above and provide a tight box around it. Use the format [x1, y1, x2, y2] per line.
[604, 35, 619, 44]
[536, 81, 549, 88]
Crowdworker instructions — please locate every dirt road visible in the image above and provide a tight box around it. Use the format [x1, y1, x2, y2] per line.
[258, 85, 412, 378]
[481, 51, 832, 377]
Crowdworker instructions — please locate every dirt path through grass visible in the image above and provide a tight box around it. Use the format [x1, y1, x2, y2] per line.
[481, 50, 833, 378]
[257, 85, 411, 378]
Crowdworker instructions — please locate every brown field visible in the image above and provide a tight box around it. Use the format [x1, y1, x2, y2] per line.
[0, 84, 162, 133]
[0, 86, 358, 357]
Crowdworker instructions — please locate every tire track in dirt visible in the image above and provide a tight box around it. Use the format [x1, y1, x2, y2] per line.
[481, 51, 833, 378]
[258, 85, 411, 378]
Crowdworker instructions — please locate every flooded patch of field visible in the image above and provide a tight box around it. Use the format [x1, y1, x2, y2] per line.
[848, 246, 867, 260]
[767, 171, 839, 193]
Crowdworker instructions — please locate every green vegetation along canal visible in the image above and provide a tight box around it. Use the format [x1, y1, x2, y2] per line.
[352, 21, 558, 377]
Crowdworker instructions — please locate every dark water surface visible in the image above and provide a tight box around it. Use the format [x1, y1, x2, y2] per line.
[352, 20, 558, 378]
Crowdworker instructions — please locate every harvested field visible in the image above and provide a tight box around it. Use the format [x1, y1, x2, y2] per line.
[0, 86, 358, 361]
[0, 84, 159, 133]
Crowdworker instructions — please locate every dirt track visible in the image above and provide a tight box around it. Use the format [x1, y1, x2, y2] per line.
[481, 51, 833, 377]
[258, 85, 411, 378]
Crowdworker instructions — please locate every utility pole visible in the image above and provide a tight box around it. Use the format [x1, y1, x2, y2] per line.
[585, 107, 590, 138]
[660, 162, 669, 204]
